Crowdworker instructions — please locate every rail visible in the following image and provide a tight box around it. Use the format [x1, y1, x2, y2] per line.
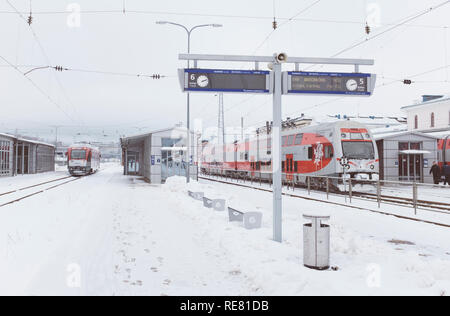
[199, 168, 450, 217]
[0, 176, 81, 208]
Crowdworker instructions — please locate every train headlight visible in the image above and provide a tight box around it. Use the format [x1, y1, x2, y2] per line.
[341, 133, 346, 138]
[370, 165, 375, 170]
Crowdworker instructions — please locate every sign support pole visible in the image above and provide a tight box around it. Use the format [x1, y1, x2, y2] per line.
[272, 61, 283, 243]
[178, 53, 375, 244]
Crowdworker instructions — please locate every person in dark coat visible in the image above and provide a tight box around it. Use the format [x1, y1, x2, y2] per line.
[430, 161, 441, 185]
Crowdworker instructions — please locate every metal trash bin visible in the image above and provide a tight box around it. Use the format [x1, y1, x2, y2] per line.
[212, 199, 226, 212]
[228, 207, 244, 222]
[243, 212, 263, 230]
[203, 197, 213, 208]
[303, 214, 330, 270]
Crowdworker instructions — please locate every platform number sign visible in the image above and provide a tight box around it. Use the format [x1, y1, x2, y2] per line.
[283, 72, 376, 96]
[179, 69, 273, 94]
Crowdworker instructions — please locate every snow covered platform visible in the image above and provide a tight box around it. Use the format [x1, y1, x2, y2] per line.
[1, 164, 449, 296]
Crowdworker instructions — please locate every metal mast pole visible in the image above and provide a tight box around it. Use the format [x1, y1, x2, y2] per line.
[272, 60, 283, 243]
[186, 32, 191, 183]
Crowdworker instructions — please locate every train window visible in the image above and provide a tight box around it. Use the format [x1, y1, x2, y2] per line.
[287, 135, 295, 146]
[308, 147, 313, 160]
[70, 150, 86, 159]
[282, 161, 285, 171]
[294, 161, 298, 172]
[245, 153, 249, 161]
[295, 134, 303, 145]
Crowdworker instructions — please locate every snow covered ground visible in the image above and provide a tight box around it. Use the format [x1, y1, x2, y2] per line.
[0, 163, 449, 296]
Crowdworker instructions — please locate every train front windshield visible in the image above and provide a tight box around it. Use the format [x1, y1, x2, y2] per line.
[342, 142, 375, 160]
[71, 149, 86, 160]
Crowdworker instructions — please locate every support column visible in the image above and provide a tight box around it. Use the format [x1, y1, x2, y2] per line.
[272, 62, 283, 243]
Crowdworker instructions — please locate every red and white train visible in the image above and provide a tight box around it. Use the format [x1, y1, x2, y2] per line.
[67, 144, 101, 176]
[201, 121, 379, 188]
[438, 136, 450, 167]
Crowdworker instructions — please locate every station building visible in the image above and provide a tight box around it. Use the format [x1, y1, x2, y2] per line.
[0, 133, 55, 177]
[374, 131, 439, 183]
[401, 95, 450, 132]
[120, 127, 198, 184]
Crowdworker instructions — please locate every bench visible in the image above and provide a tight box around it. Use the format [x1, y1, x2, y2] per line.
[203, 197, 226, 211]
[228, 207, 263, 230]
[188, 191, 204, 201]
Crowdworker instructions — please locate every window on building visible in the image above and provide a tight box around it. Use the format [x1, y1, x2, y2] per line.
[414, 115, 418, 129]
[431, 112, 435, 128]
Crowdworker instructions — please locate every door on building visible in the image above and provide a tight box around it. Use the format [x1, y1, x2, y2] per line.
[127, 151, 140, 175]
[16, 144, 29, 175]
[399, 154, 423, 182]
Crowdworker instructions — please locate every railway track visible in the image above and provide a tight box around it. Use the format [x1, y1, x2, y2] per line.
[351, 191, 450, 213]
[198, 176, 450, 228]
[0, 176, 81, 208]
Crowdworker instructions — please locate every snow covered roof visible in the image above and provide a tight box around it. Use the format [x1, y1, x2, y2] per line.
[401, 94, 450, 111]
[0, 132, 55, 148]
[424, 130, 450, 139]
[399, 150, 431, 155]
[373, 130, 440, 141]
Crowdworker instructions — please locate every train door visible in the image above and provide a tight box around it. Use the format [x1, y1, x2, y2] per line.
[286, 154, 294, 181]
[312, 143, 324, 171]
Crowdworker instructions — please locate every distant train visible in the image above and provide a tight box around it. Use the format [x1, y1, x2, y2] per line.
[201, 121, 379, 189]
[67, 144, 101, 176]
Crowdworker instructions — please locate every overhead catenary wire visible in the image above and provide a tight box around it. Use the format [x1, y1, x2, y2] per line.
[0, 53, 77, 123]
[0, 7, 448, 29]
[330, 0, 450, 59]
[5, 0, 83, 125]
[252, 0, 323, 54]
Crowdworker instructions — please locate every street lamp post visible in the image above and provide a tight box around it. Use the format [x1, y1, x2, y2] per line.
[156, 21, 222, 183]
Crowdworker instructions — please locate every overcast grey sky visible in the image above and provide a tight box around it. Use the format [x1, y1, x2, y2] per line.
[1, 0, 449, 143]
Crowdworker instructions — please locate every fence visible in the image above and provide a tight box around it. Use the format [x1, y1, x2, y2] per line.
[200, 168, 450, 218]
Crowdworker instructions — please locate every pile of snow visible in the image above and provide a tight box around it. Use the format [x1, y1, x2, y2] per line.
[160, 176, 450, 295]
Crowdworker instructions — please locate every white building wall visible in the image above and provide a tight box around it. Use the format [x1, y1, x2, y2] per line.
[405, 98, 450, 131]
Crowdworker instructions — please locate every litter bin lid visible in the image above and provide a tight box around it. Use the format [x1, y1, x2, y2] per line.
[303, 213, 330, 221]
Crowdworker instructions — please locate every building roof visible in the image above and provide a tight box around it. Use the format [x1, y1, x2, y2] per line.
[374, 130, 441, 141]
[0, 132, 55, 148]
[401, 94, 450, 111]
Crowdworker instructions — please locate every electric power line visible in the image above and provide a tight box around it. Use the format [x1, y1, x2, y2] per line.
[6, 0, 83, 125]
[0, 53, 77, 123]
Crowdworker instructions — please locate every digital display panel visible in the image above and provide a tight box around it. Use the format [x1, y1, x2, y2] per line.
[287, 72, 372, 96]
[182, 69, 270, 93]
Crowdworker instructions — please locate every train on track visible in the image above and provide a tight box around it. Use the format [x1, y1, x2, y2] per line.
[201, 121, 379, 189]
[67, 144, 101, 176]
[438, 135, 450, 168]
